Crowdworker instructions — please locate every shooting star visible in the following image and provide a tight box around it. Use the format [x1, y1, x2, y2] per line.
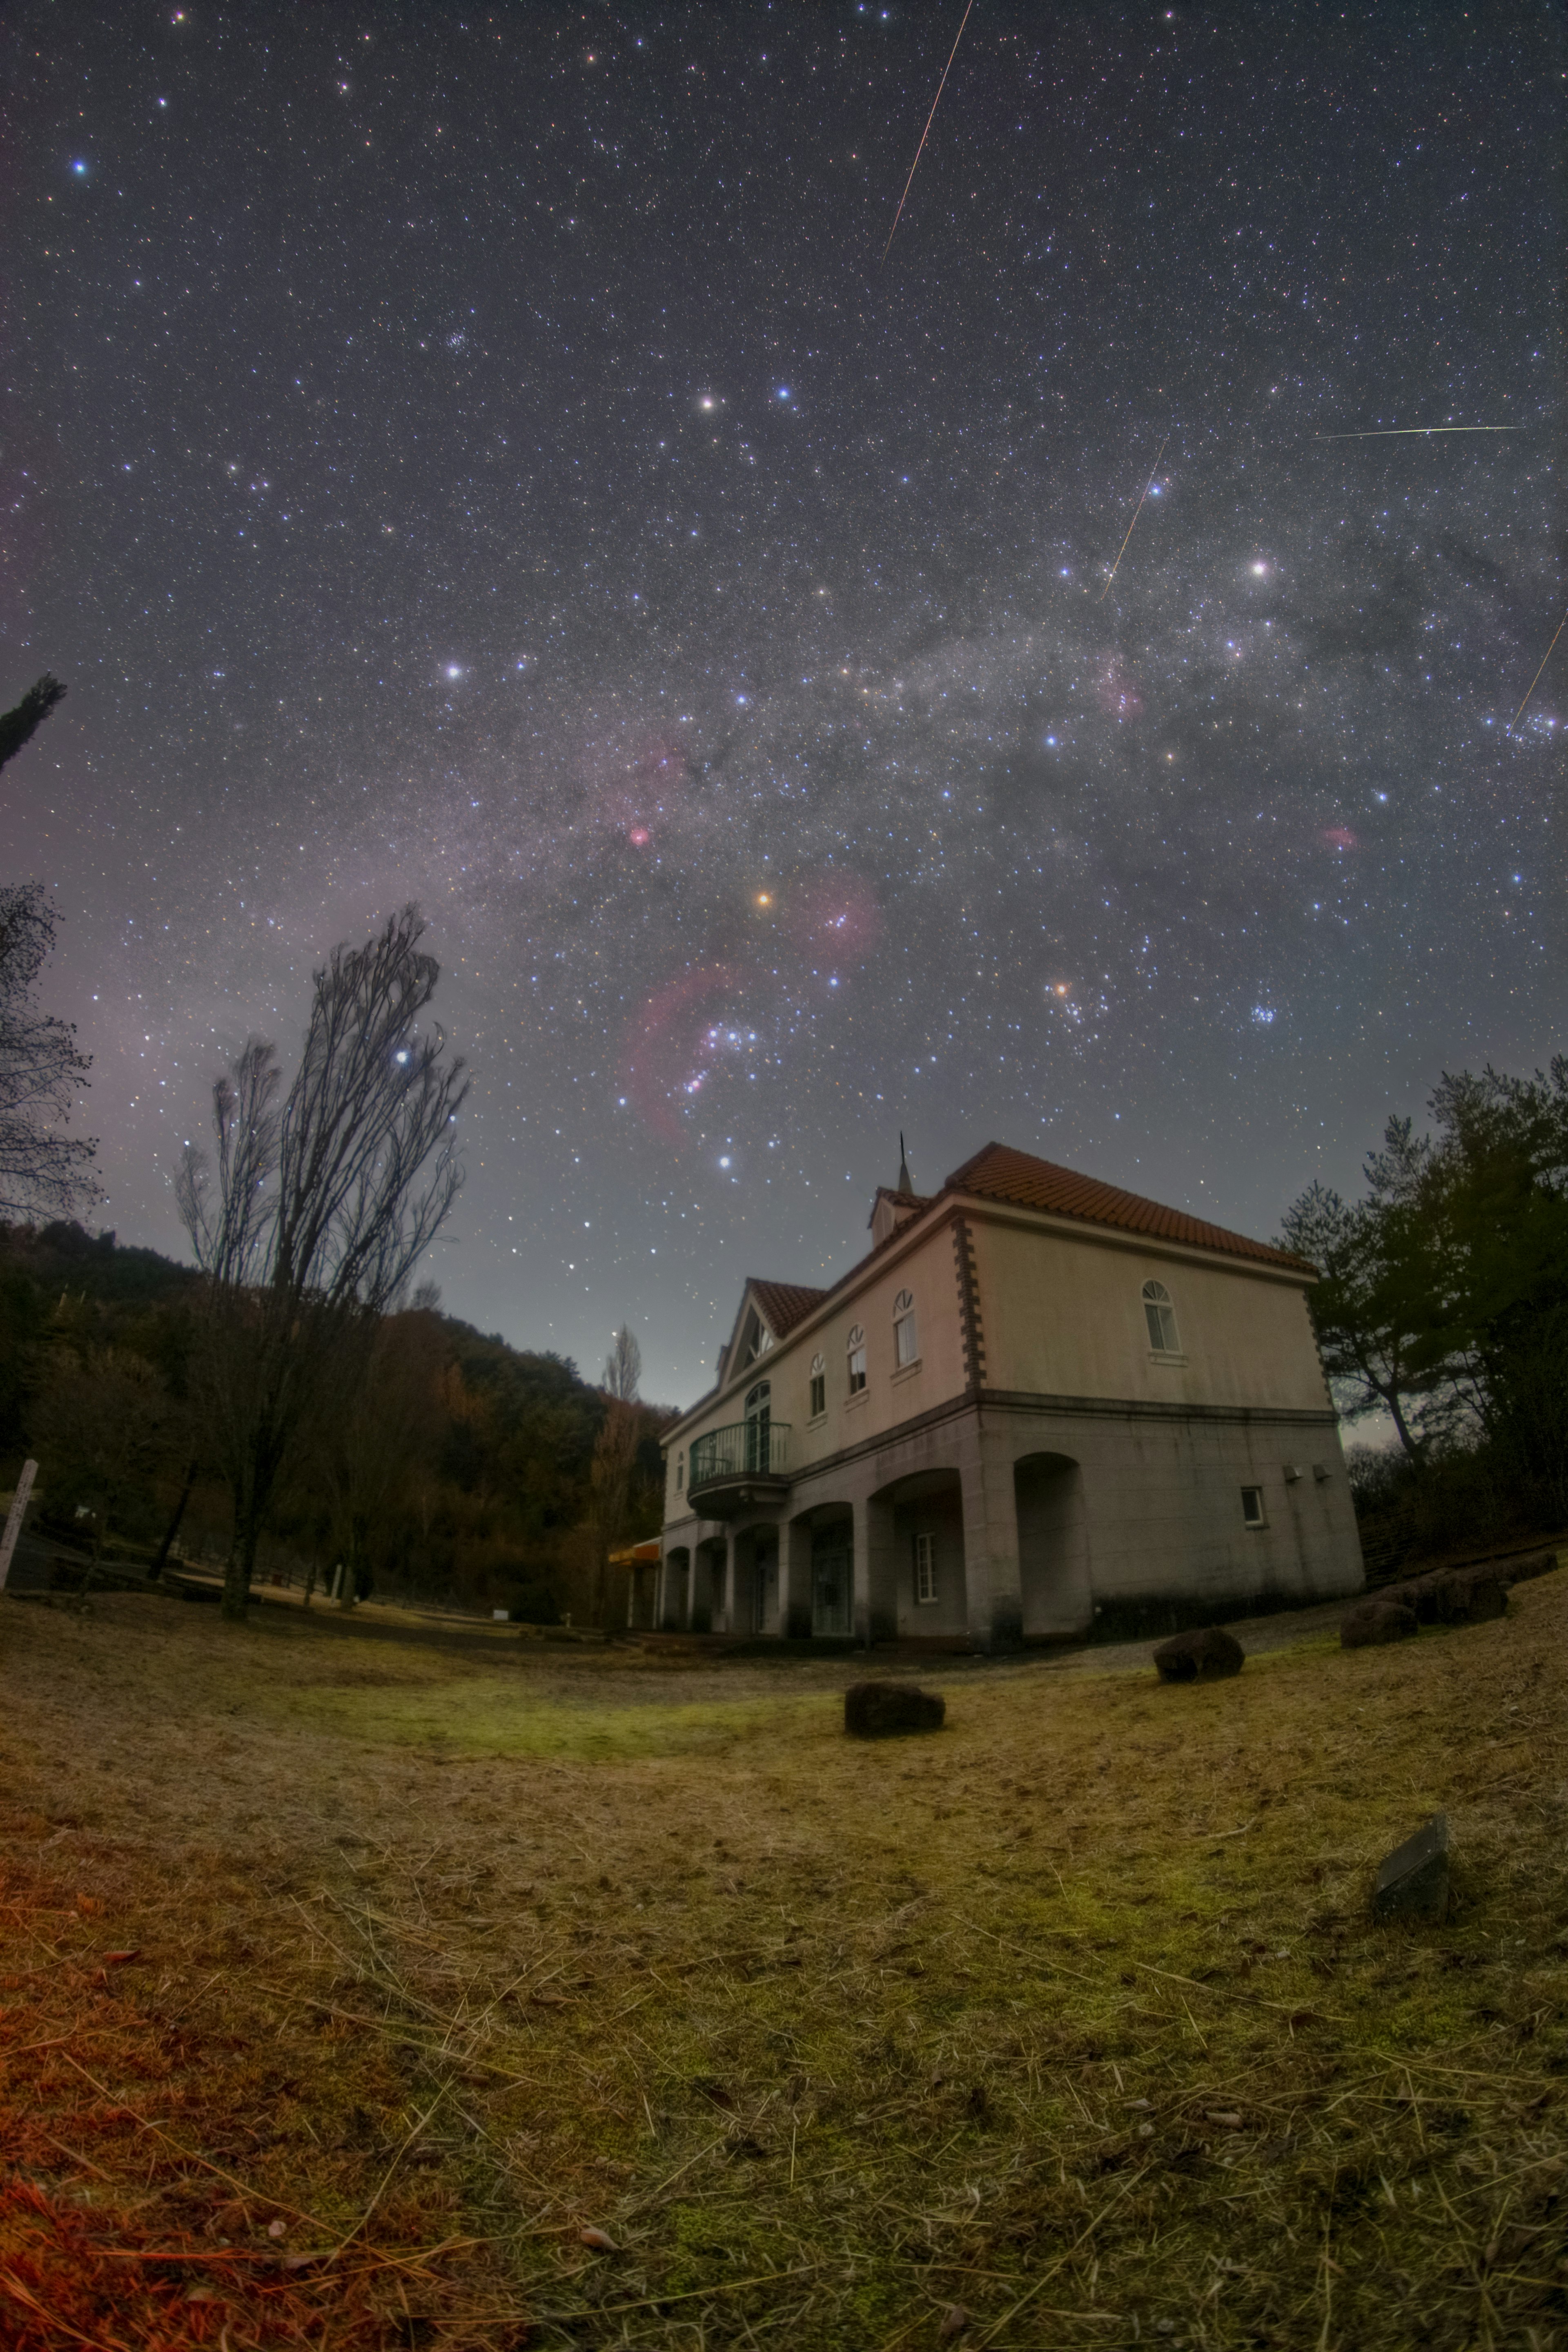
[882, 0, 977, 262]
[1099, 436, 1169, 603]
[1315, 425, 1521, 440]
[1508, 606, 1567, 734]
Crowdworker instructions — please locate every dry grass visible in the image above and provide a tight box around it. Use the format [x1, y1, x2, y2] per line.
[2, 1579, 1566, 2350]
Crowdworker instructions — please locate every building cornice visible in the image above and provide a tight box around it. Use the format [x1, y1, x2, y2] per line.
[663, 1192, 1314, 1446]
[662, 1378, 1340, 1503]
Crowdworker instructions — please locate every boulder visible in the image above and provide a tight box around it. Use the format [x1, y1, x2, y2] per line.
[1341, 1597, 1419, 1649]
[1152, 1625, 1245, 1683]
[844, 1681, 945, 1737]
[1494, 1547, 1558, 1586]
[1409, 1568, 1508, 1626]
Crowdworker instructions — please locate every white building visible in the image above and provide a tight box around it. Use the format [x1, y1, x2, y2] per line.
[639, 1141, 1364, 1651]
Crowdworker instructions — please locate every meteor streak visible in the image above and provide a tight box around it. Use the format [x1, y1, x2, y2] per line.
[1099, 436, 1169, 603]
[882, 0, 977, 262]
[1508, 606, 1567, 734]
[1315, 425, 1521, 439]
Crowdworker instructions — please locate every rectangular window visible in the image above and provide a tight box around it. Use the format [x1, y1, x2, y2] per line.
[1145, 1300, 1179, 1352]
[809, 1372, 826, 1417]
[895, 1310, 919, 1366]
[848, 1346, 867, 1394]
[914, 1531, 938, 1604]
[676, 1459, 683, 1491]
[1240, 1485, 1265, 1528]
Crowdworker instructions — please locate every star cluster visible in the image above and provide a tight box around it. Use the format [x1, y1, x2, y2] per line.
[4, 4, 1561, 1400]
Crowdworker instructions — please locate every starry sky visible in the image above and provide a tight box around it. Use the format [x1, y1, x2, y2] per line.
[4, 2, 1562, 1406]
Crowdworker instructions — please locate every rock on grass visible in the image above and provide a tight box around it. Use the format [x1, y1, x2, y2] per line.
[844, 1682, 945, 1737]
[1341, 1598, 1420, 1649]
[1152, 1626, 1245, 1683]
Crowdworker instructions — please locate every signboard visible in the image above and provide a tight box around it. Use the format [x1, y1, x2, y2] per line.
[0, 1459, 39, 1592]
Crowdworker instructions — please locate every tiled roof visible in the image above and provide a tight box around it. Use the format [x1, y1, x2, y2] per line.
[749, 1278, 830, 1338]
[942, 1141, 1310, 1271]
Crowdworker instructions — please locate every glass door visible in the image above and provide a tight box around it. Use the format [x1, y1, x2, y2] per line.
[811, 1522, 853, 1637]
[744, 1381, 771, 1474]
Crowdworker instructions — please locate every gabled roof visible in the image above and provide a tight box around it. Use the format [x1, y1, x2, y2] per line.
[747, 1278, 830, 1339]
[944, 1141, 1308, 1271]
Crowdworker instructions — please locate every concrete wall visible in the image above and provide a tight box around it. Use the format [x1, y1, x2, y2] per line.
[973, 1217, 1331, 1415]
[657, 1392, 1362, 1652]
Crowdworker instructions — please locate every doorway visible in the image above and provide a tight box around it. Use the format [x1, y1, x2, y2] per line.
[811, 1520, 852, 1637]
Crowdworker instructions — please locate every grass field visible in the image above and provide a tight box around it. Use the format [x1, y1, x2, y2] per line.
[2, 1576, 1565, 2350]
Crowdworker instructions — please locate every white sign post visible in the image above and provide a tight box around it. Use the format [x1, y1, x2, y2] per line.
[0, 1459, 38, 1593]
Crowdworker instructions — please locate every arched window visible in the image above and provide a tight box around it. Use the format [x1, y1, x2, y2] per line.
[808, 1352, 826, 1419]
[893, 1287, 918, 1367]
[1142, 1278, 1180, 1354]
[846, 1324, 867, 1394]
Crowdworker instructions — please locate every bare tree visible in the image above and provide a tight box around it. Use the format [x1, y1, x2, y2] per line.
[0, 674, 67, 773]
[604, 1324, 641, 1402]
[586, 1396, 641, 1626]
[0, 884, 97, 1221]
[176, 905, 467, 1620]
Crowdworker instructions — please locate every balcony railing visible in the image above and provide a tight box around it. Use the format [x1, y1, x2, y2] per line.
[688, 1420, 792, 1489]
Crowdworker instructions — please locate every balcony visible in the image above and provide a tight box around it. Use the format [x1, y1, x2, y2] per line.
[686, 1420, 792, 1517]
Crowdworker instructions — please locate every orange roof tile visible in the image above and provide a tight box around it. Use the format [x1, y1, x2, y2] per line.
[748, 1278, 830, 1338]
[942, 1141, 1310, 1271]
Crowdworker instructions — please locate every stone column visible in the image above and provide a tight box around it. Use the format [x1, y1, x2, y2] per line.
[784, 1514, 815, 1640]
[853, 1489, 899, 1647]
[959, 1414, 1024, 1653]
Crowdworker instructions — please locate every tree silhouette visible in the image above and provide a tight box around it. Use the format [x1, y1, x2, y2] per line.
[0, 674, 67, 773]
[176, 904, 467, 1619]
[0, 884, 97, 1221]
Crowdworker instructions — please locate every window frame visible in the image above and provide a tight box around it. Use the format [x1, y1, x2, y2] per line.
[893, 1287, 919, 1368]
[914, 1530, 938, 1604]
[1142, 1277, 1182, 1356]
[1240, 1484, 1267, 1529]
[676, 1452, 684, 1492]
[808, 1352, 826, 1419]
[846, 1323, 867, 1396]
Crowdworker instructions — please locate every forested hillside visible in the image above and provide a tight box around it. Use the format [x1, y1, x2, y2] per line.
[0, 1221, 671, 1621]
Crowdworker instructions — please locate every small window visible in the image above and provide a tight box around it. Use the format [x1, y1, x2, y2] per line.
[914, 1530, 938, 1604]
[893, 1287, 918, 1367]
[809, 1353, 826, 1418]
[1143, 1278, 1180, 1354]
[676, 1453, 684, 1492]
[1241, 1486, 1266, 1528]
[847, 1324, 867, 1394]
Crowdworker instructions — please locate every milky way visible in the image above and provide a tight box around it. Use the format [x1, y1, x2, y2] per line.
[4, 4, 1561, 1402]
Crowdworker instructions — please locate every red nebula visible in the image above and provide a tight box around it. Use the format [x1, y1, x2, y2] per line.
[1322, 826, 1358, 851]
[1096, 661, 1143, 721]
[783, 872, 882, 963]
[586, 728, 690, 847]
[619, 964, 741, 1146]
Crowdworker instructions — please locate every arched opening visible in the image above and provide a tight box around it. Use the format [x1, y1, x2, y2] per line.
[693, 1535, 727, 1633]
[1013, 1452, 1091, 1641]
[659, 1546, 690, 1631]
[871, 1466, 967, 1639]
[731, 1521, 782, 1635]
[810, 1511, 853, 1637]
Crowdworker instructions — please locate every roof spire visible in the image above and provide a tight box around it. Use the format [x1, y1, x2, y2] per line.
[897, 1131, 913, 1195]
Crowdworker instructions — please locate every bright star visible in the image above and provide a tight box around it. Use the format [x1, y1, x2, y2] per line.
[445, 664, 462, 679]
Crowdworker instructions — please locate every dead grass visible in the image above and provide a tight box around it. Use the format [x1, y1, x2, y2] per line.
[2, 1579, 1566, 2350]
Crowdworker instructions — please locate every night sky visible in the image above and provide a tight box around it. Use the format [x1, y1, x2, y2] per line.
[5, 2, 1562, 1405]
